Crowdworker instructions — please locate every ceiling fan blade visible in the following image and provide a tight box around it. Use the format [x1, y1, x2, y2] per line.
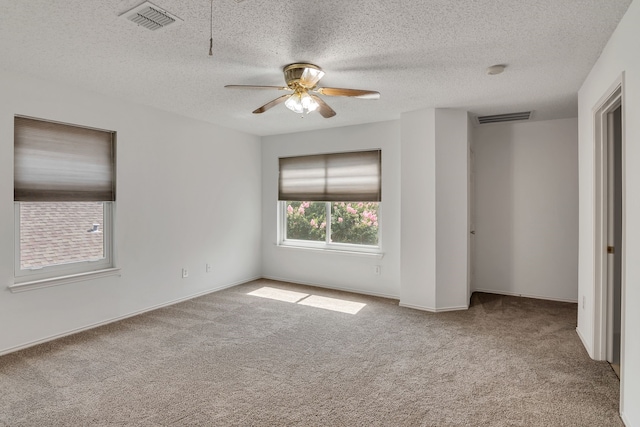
[252, 94, 290, 114]
[310, 95, 336, 118]
[225, 85, 290, 91]
[315, 87, 380, 99]
[299, 68, 325, 88]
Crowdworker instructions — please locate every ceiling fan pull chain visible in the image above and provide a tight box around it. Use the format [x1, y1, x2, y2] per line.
[208, 0, 213, 56]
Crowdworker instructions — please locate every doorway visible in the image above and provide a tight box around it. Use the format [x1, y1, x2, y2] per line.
[593, 79, 624, 382]
[468, 146, 476, 302]
[607, 104, 622, 377]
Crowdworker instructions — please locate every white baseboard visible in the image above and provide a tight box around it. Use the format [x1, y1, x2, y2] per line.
[473, 288, 578, 304]
[620, 411, 630, 427]
[399, 302, 468, 313]
[0, 276, 260, 357]
[260, 275, 399, 300]
[575, 326, 593, 358]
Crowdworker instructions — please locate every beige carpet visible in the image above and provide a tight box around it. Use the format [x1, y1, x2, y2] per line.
[0, 279, 622, 426]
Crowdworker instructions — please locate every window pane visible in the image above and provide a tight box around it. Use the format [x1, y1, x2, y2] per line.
[285, 201, 326, 242]
[20, 202, 105, 270]
[331, 202, 379, 245]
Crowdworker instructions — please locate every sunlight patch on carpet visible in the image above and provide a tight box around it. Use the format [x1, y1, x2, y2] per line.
[297, 294, 366, 314]
[247, 287, 309, 303]
[248, 287, 366, 314]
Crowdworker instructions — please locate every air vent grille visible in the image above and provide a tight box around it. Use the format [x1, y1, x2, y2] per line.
[120, 2, 182, 31]
[130, 7, 174, 30]
[477, 111, 532, 124]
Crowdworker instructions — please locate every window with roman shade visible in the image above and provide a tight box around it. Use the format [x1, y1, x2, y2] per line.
[279, 149, 381, 202]
[12, 116, 117, 291]
[14, 116, 115, 202]
[278, 149, 382, 251]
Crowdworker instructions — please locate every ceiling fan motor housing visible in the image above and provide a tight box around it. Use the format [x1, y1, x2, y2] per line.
[283, 63, 322, 89]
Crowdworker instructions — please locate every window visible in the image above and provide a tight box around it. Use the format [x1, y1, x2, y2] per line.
[279, 150, 381, 251]
[283, 200, 380, 247]
[14, 116, 115, 285]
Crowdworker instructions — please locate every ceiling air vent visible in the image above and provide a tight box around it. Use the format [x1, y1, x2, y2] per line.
[120, 1, 183, 31]
[477, 111, 532, 125]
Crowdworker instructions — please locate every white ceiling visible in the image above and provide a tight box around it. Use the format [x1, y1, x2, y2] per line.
[0, 0, 632, 136]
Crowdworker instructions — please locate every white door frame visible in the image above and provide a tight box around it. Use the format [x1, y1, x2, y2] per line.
[468, 144, 475, 301]
[592, 75, 626, 387]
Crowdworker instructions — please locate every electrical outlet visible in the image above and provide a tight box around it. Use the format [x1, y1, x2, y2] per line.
[182, 268, 189, 278]
[374, 265, 381, 275]
[206, 263, 211, 273]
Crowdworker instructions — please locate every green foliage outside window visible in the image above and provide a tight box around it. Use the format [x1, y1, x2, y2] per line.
[285, 201, 379, 246]
[285, 201, 326, 242]
[331, 202, 379, 245]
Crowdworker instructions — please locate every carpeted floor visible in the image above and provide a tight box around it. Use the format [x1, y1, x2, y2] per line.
[0, 279, 622, 426]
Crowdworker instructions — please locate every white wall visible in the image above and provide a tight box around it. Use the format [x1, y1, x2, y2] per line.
[261, 121, 402, 299]
[435, 109, 470, 309]
[400, 109, 437, 307]
[577, 0, 640, 424]
[400, 108, 469, 311]
[473, 118, 579, 303]
[0, 70, 262, 355]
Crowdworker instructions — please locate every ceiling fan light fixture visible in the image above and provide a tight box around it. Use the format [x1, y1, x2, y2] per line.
[301, 92, 319, 113]
[225, 62, 379, 118]
[300, 68, 325, 88]
[285, 90, 319, 115]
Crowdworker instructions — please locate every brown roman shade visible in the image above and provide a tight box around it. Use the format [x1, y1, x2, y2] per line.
[279, 150, 381, 202]
[14, 117, 115, 202]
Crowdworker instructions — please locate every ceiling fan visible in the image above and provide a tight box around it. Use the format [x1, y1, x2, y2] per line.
[225, 63, 380, 118]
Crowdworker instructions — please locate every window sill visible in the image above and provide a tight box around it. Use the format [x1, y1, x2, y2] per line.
[9, 268, 121, 293]
[276, 243, 385, 259]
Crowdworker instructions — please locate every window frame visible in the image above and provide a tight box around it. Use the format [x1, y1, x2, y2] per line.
[11, 115, 117, 291]
[13, 201, 115, 284]
[278, 200, 382, 254]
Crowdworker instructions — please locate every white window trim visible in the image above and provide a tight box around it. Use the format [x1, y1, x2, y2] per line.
[8, 268, 121, 293]
[277, 201, 382, 254]
[275, 243, 385, 259]
[13, 202, 115, 286]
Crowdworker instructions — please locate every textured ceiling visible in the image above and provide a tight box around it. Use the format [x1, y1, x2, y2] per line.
[0, 0, 632, 136]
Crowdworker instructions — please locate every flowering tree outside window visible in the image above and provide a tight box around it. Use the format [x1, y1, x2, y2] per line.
[284, 201, 326, 242]
[284, 201, 379, 246]
[331, 202, 379, 245]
